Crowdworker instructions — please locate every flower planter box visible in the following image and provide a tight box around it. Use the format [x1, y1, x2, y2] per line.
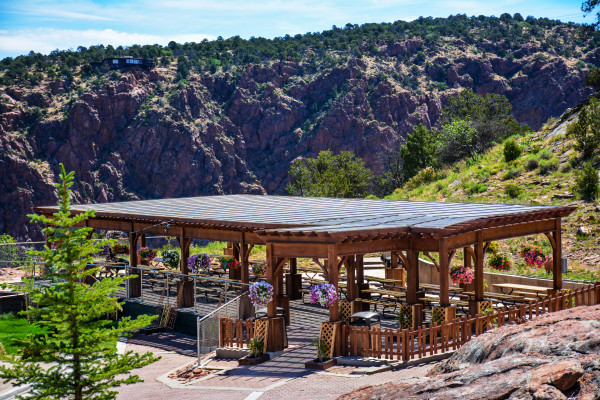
[238, 353, 270, 365]
[305, 358, 337, 370]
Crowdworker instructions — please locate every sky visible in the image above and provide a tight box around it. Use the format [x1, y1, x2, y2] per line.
[0, 0, 593, 59]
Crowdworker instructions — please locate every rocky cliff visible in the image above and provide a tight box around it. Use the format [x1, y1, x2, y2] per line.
[1, 22, 598, 239]
[340, 304, 600, 400]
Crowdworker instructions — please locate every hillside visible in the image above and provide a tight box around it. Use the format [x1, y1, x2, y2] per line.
[387, 108, 600, 278]
[1, 14, 599, 239]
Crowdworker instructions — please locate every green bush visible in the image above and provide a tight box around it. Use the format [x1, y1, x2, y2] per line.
[503, 138, 522, 162]
[502, 167, 520, 180]
[467, 183, 488, 195]
[538, 149, 551, 160]
[574, 162, 599, 201]
[525, 157, 539, 171]
[505, 183, 522, 198]
[404, 166, 438, 191]
[538, 159, 558, 175]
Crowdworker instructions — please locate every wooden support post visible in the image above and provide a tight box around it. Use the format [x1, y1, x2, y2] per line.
[439, 238, 450, 307]
[266, 243, 277, 318]
[407, 249, 418, 304]
[328, 245, 339, 322]
[286, 258, 302, 300]
[128, 232, 141, 298]
[240, 234, 249, 287]
[176, 230, 193, 307]
[346, 256, 356, 301]
[553, 218, 562, 291]
[356, 254, 364, 285]
[475, 232, 484, 302]
[229, 241, 242, 280]
[140, 234, 146, 248]
[462, 246, 472, 291]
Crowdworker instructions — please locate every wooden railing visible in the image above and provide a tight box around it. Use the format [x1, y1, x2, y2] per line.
[219, 317, 254, 348]
[342, 282, 600, 362]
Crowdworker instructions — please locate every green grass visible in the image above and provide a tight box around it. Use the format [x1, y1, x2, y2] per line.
[0, 313, 45, 355]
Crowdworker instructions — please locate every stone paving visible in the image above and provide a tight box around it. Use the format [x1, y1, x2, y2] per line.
[115, 299, 435, 400]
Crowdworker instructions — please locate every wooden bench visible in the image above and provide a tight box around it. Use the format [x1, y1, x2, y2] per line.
[196, 286, 220, 302]
[356, 298, 399, 319]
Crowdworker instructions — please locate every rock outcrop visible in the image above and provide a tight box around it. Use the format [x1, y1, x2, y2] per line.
[0, 37, 597, 239]
[339, 305, 600, 400]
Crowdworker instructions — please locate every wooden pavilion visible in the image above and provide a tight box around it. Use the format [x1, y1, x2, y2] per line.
[35, 195, 575, 352]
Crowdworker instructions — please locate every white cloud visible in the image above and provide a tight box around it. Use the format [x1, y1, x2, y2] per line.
[0, 28, 217, 56]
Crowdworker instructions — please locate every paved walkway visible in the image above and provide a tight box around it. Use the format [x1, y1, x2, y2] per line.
[116, 300, 434, 400]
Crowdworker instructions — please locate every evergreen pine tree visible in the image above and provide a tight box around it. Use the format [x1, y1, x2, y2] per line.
[0, 164, 158, 400]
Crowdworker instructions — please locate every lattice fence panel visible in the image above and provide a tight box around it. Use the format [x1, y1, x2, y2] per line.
[399, 304, 413, 329]
[319, 321, 335, 359]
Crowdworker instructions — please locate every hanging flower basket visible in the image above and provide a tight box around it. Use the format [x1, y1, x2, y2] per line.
[187, 253, 212, 273]
[162, 250, 180, 269]
[112, 243, 130, 255]
[137, 247, 156, 263]
[249, 281, 274, 307]
[309, 283, 338, 307]
[449, 265, 474, 285]
[519, 245, 547, 268]
[252, 263, 266, 278]
[218, 256, 240, 270]
[488, 253, 512, 271]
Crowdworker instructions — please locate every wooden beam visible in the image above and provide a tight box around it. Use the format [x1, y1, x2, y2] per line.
[356, 255, 364, 285]
[266, 243, 277, 318]
[422, 251, 439, 271]
[397, 251, 409, 269]
[407, 249, 419, 304]
[240, 234, 249, 286]
[272, 242, 328, 258]
[482, 219, 556, 242]
[312, 258, 328, 280]
[335, 238, 410, 255]
[346, 256, 356, 300]
[439, 238, 450, 307]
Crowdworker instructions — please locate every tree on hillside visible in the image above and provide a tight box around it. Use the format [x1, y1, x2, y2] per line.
[440, 88, 526, 153]
[567, 98, 600, 159]
[437, 118, 478, 164]
[0, 164, 158, 400]
[582, 0, 600, 30]
[286, 150, 373, 198]
[400, 124, 438, 181]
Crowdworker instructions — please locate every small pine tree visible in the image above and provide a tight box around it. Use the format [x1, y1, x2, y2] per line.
[575, 162, 600, 201]
[0, 164, 159, 400]
[400, 124, 438, 181]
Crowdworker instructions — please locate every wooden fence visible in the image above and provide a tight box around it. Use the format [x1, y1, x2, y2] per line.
[219, 317, 254, 348]
[342, 282, 600, 362]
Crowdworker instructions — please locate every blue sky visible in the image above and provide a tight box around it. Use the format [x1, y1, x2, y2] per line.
[0, 0, 592, 58]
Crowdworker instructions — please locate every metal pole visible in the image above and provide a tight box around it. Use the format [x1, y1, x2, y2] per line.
[167, 272, 170, 305]
[125, 264, 130, 300]
[194, 276, 197, 314]
[140, 269, 144, 303]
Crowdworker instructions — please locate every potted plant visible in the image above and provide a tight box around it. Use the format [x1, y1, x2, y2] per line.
[520, 245, 547, 268]
[309, 283, 338, 307]
[305, 337, 337, 369]
[449, 265, 474, 285]
[137, 247, 156, 265]
[218, 256, 239, 270]
[238, 337, 270, 365]
[162, 250, 180, 269]
[488, 253, 512, 271]
[248, 281, 274, 307]
[187, 253, 212, 273]
[252, 263, 266, 278]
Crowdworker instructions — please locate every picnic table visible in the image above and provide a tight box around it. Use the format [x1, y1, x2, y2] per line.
[493, 283, 551, 300]
[358, 288, 404, 318]
[364, 275, 405, 290]
[461, 290, 527, 307]
[420, 283, 464, 294]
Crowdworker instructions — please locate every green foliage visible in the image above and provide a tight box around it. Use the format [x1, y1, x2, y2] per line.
[505, 183, 522, 198]
[437, 118, 478, 164]
[249, 337, 264, 358]
[312, 337, 330, 362]
[584, 67, 600, 89]
[486, 241, 499, 254]
[566, 98, 600, 159]
[574, 162, 599, 201]
[503, 138, 522, 162]
[538, 158, 558, 175]
[0, 233, 14, 244]
[468, 182, 488, 195]
[440, 88, 527, 156]
[400, 124, 438, 181]
[0, 314, 45, 355]
[525, 157, 539, 171]
[0, 164, 158, 400]
[162, 249, 180, 269]
[286, 150, 373, 198]
[502, 167, 520, 180]
[404, 166, 439, 191]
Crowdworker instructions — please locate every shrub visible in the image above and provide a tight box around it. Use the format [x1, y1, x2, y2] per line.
[502, 167, 520, 180]
[503, 138, 522, 162]
[404, 166, 438, 191]
[488, 253, 512, 271]
[505, 183, 522, 198]
[525, 157, 539, 171]
[538, 149, 551, 160]
[574, 162, 599, 201]
[567, 98, 600, 159]
[468, 183, 488, 195]
[538, 159, 558, 175]
[486, 241, 500, 254]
